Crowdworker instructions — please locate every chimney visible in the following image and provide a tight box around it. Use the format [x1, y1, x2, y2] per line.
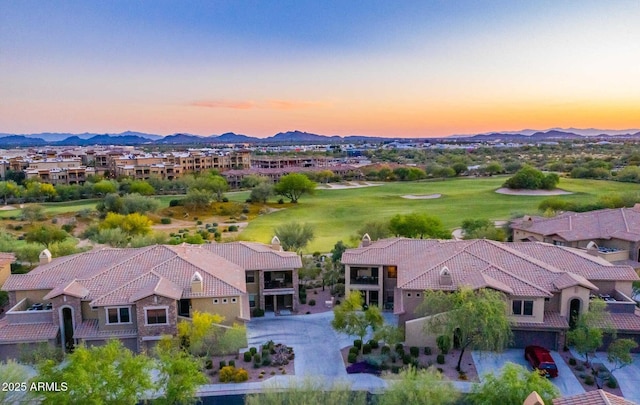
[39, 249, 52, 265]
[191, 272, 203, 294]
[633, 203, 640, 212]
[361, 233, 371, 248]
[439, 266, 452, 286]
[271, 236, 282, 251]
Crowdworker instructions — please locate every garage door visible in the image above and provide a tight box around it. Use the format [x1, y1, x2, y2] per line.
[511, 330, 558, 350]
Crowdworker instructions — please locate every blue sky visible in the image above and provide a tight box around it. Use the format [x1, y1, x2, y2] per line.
[1, 1, 639, 137]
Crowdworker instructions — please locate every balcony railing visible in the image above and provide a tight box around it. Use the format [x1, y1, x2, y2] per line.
[264, 280, 293, 290]
[350, 276, 379, 285]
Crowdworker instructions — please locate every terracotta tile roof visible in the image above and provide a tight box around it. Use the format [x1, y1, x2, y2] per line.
[2, 244, 249, 307]
[203, 242, 302, 270]
[513, 312, 569, 329]
[512, 207, 640, 243]
[343, 238, 631, 297]
[0, 319, 59, 343]
[552, 389, 636, 405]
[609, 313, 640, 332]
[0, 252, 15, 263]
[74, 319, 137, 340]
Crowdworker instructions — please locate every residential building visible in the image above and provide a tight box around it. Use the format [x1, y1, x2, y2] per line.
[0, 241, 299, 360]
[0, 253, 15, 289]
[203, 237, 302, 313]
[223, 165, 363, 188]
[552, 389, 636, 405]
[342, 236, 640, 350]
[25, 159, 93, 185]
[511, 206, 640, 265]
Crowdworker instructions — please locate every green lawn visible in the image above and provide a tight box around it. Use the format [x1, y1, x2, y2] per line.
[3, 178, 640, 253]
[237, 177, 640, 252]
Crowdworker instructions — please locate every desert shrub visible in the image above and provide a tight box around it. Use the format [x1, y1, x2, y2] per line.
[205, 359, 213, 369]
[349, 347, 360, 355]
[574, 364, 585, 371]
[244, 351, 252, 362]
[61, 223, 76, 233]
[437, 354, 445, 364]
[262, 354, 272, 366]
[249, 347, 257, 355]
[568, 358, 576, 366]
[381, 345, 391, 355]
[222, 197, 229, 202]
[607, 377, 618, 388]
[278, 198, 284, 204]
[234, 368, 248, 382]
[219, 366, 235, 382]
[228, 225, 238, 232]
[161, 217, 171, 224]
[395, 343, 404, 352]
[584, 375, 595, 385]
[368, 339, 379, 349]
[308, 299, 316, 306]
[391, 365, 401, 374]
[354, 339, 362, 349]
[437, 335, 451, 354]
[252, 308, 264, 317]
[169, 199, 182, 207]
[228, 360, 235, 368]
[348, 352, 358, 363]
[253, 353, 261, 364]
[410, 346, 419, 357]
[362, 344, 372, 355]
[219, 360, 227, 369]
[424, 346, 432, 355]
[271, 344, 293, 366]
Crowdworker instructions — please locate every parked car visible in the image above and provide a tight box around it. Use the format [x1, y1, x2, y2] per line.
[525, 345, 558, 378]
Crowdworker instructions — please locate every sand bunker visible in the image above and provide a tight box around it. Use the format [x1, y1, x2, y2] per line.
[401, 194, 442, 199]
[319, 182, 382, 190]
[495, 188, 573, 196]
[0, 205, 17, 211]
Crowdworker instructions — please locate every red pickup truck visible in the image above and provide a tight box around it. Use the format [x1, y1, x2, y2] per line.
[525, 345, 558, 378]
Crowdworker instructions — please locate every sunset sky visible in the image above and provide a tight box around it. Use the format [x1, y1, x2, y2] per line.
[1, 1, 639, 138]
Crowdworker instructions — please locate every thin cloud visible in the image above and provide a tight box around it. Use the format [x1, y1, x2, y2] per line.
[189, 99, 329, 110]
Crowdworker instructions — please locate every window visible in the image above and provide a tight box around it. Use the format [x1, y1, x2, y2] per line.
[145, 308, 168, 325]
[387, 266, 397, 279]
[249, 294, 256, 308]
[106, 307, 131, 324]
[246, 271, 255, 283]
[512, 300, 534, 316]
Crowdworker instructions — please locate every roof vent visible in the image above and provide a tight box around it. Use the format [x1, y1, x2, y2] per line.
[361, 233, 371, 247]
[191, 271, 203, 293]
[39, 249, 52, 265]
[271, 235, 282, 251]
[439, 266, 452, 286]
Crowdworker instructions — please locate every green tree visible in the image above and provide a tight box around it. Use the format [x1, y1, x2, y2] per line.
[191, 174, 228, 201]
[503, 166, 559, 190]
[356, 220, 392, 242]
[452, 162, 468, 176]
[331, 240, 348, 263]
[417, 288, 512, 372]
[0, 180, 21, 204]
[567, 298, 613, 368]
[274, 173, 316, 203]
[469, 362, 559, 405]
[484, 162, 504, 175]
[183, 188, 213, 210]
[35, 340, 154, 404]
[154, 340, 207, 405]
[100, 212, 152, 236]
[607, 338, 638, 375]
[389, 212, 450, 239]
[0, 360, 35, 404]
[331, 291, 384, 342]
[274, 222, 315, 252]
[25, 225, 69, 248]
[93, 179, 119, 196]
[250, 181, 274, 203]
[15, 243, 42, 265]
[373, 324, 404, 347]
[241, 174, 268, 189]
[129, 180, 155, 195]
[379, 366, 459, 405]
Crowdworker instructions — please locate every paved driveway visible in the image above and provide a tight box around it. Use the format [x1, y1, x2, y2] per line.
[590, 352, 640, 404]
[472, 349, 585, 397]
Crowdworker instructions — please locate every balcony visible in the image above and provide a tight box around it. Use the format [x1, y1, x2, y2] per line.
[350, 276, 379, 285]
[264, 280, 293, 290]
[6, 298, 54, 324]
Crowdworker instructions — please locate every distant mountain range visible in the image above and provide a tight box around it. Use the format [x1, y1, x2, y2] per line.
[1, 128, 640, 147]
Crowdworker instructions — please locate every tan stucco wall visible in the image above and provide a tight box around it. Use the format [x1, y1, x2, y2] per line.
[81, 302, 99, 320]
[545, 295, 561, 312]
[559, 286, 591, 317]
[97, 305, 139, 331]
[246, 271, 259, 294]
[191, 296, 241, 325]
[614, 281, 634, 298]
[404, 313, 447, 348]
[0, 262, 11, 287]
[508, 297, 545, 324]
[15, 289, 49, 304]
